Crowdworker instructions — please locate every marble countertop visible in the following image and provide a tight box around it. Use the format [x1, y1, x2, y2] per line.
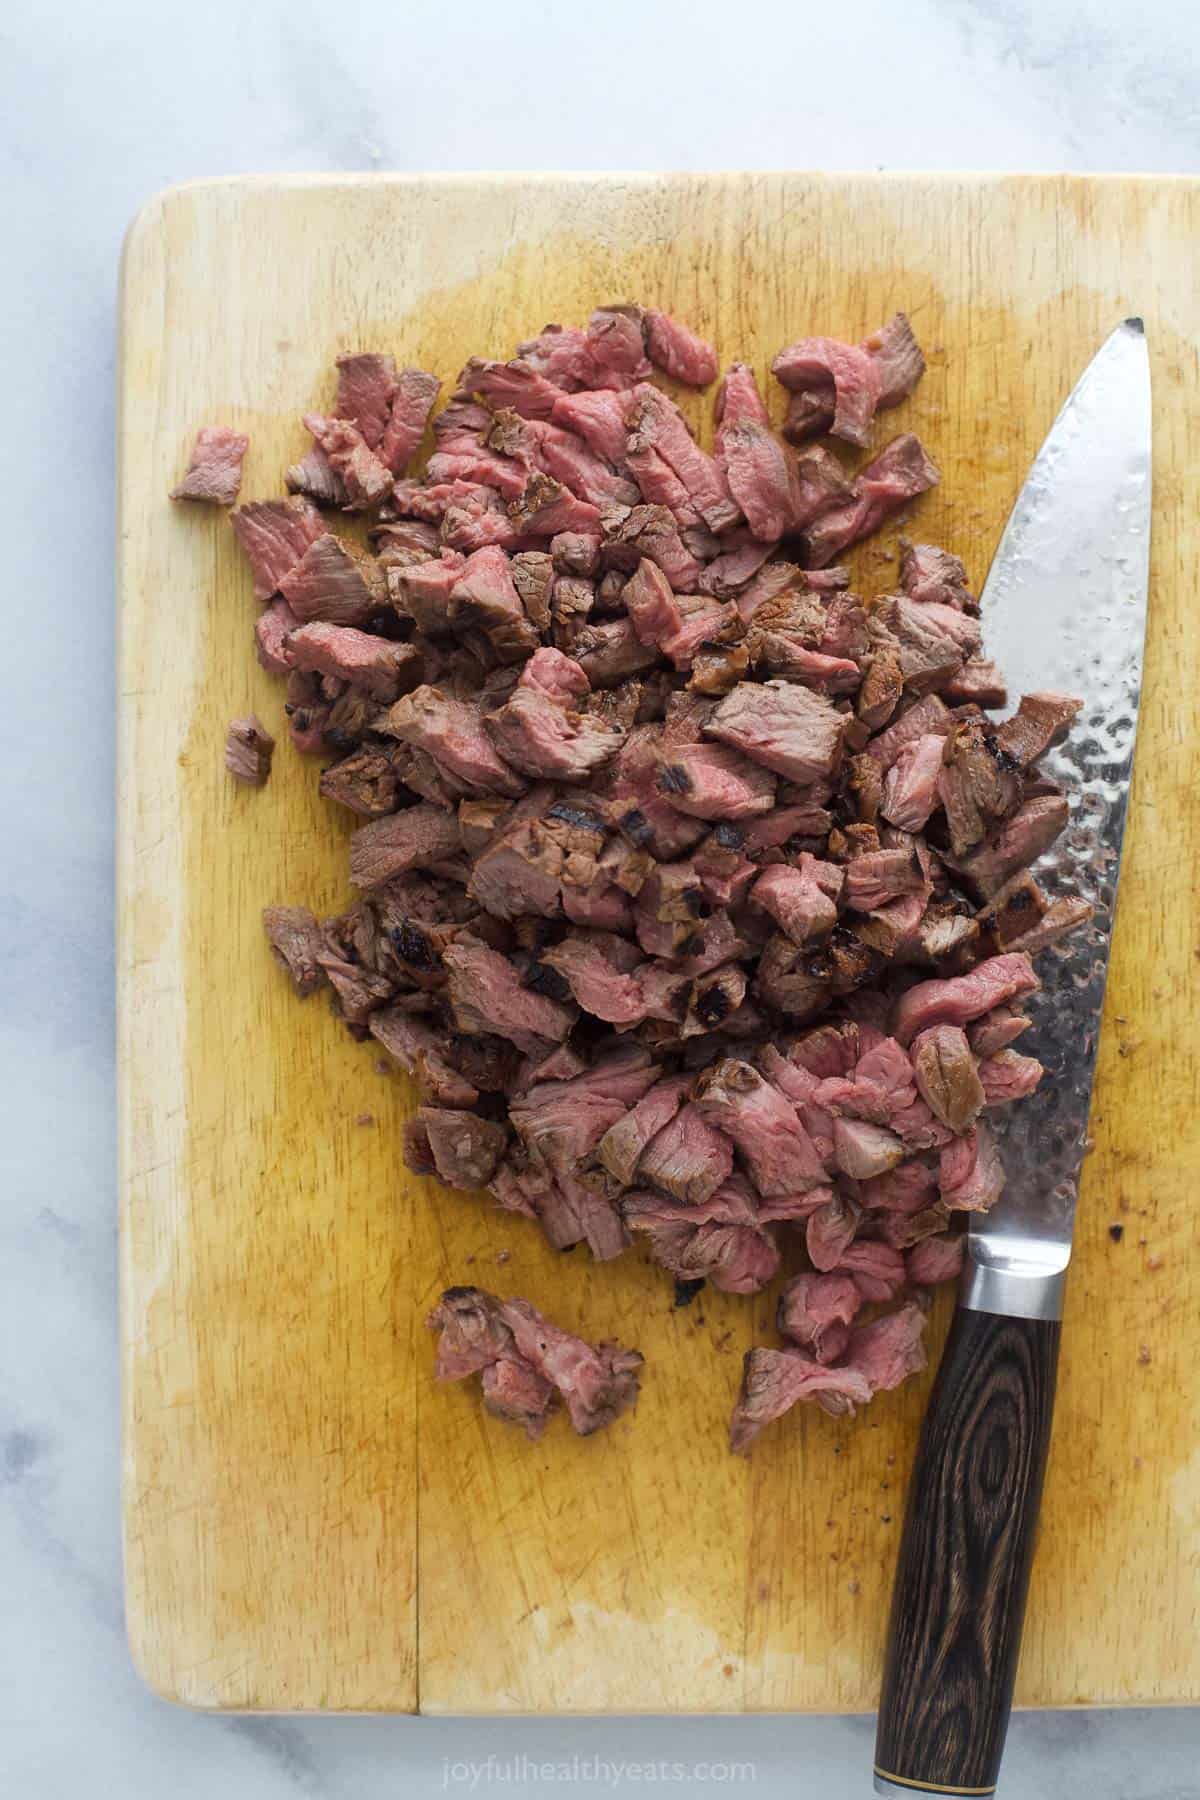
[3, 0, 1197, 1793]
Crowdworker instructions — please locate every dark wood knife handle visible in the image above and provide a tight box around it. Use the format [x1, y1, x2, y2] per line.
[874, 1306, 1061, 1797]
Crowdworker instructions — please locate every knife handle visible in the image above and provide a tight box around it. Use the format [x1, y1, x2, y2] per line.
[873, 1305, 1061, 1797]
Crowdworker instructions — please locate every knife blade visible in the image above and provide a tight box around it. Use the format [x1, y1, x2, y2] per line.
[874, 321, 1152, 1799]
[966, 316, 1152, 1323]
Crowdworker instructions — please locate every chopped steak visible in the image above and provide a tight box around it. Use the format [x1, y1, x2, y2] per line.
[968, 1004, 1032, 1058]
[777, 1271, 861, 1363]
[705, 680, 845, 783]
[771, 336, 883, 447]
[386, 685, 527, 794]
[349, 805, 462, 891]
[428, 1286, 642, 1437]
[899, 540, 975, 611]
[279, 532, 385, 625]
[171, 425, 248, 505]
[714, 362, 770, 447]
[509, 551, 556, 631]
[288, 622, 418, 700]
[380, 368, 442, 474]
[1001, 894, 1093, 955]
[805, 435, 939, 568]
[232, 497, 326, 600]
[443, 937, 577, 1052]
[694, 1058, 826, 1196]
[894, 952, 1039, 1045]
[411, 1107, 508, 1189]
[508, 472, 603, 538]
[550, 388, 631, 464]
[485, 683, 624, 779]
[626, 383, 741, 533]
[863, 313, 927, 408]
[586, 306, 653, 385]
[254, 596, 301, 674]
[832, 1117, 904, 1179]
[623, 1176, 781, 1295]
[334, 352, 398, 449]
[911, 1024, 985, 1131]
[978, 1047, 1045, 1105]
[939, 1120, 1006, 1212]
[995, 692, 1082, 767]
[262, 905, 326, 995]
[643, 309, 719, 386]
[638, 1103, 734, 1205]
[956, 795, 1069, 897]
[594, 1074, 693, 1186]
[448, 545, 541, 661]
[718, 420, 806, 542]
[510, 1046, 660, 1178]
[907, 1232, 965, 1287]
[622, 557, 682, 647]
[750, 856, 843, 945]
[657, 743, 775, 821]
[730, 1348, 873, 1450]
[516, 323, 594, 389]
[286, 444, 346, 507]
[457, 356, 563, 419]
[880, 732, 945, 831]
[303, 413, 393, 509]
[225, 715, 274, 785]
[238, 301, 1094, 1455]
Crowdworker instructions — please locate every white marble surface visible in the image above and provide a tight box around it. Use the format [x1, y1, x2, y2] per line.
[3, 0, 1199, 1793]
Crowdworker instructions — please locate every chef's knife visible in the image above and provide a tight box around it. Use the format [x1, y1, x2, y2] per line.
[873, 320, 1152, 1798]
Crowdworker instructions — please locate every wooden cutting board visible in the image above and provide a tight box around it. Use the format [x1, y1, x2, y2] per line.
[118, 172, 1200, 1715]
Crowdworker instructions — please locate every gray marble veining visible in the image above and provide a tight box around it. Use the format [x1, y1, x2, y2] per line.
[2, 0, 1197, 1792]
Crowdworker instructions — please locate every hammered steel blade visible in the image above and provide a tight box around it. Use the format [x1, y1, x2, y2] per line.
[966, 320, 1151, 1316]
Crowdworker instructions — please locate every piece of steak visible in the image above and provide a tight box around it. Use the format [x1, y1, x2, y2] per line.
[448, 545, 541, 662]
[893, 951, 1039, 1045]
[804, 435, 940, 568]
[656, 743, 776, 821]
[718, 420, 807, 542]
[729, 1348, 873, 1450]
[171, 425, 248, 505]
[899, 541, 975, 611]
[428, 1286, 642, 1438]
[625, 384, 741, 533]
[443, 937, 577, 1052]
[287, 622, 418, 701]
[638, 1103, 734, 1205]
[225, 715, 275, 786]
[349, 804, 463, 890]
[643, 309, 719, 386]
[411, 1107, 508, 1189]
[302, 413, 393, 510]
[911, 1023, 985, 1131]
[771, 336, 883, 447]
[278, 532, 386, 625]
[777, 1271, 862, 1363]
[380, 368, 442, 474]
[906, 1232, 965, 1287]
[623, 1176, 781, 1295]
[485, 683, 625, 780]
[693, 1058, 826, 1196]
[262, 905, 326, 995]
[705, 680, 845, 783]
[955, 795, 1070, 898]
[750, 856, 843, 945]
[231, 496, 326, 600]
[938, 1120, 1006, 1212]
